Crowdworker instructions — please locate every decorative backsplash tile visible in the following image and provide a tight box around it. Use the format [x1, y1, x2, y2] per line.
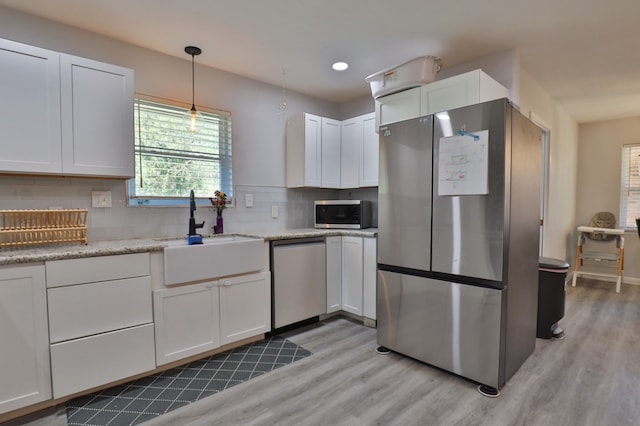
[0, 176, 375, 241]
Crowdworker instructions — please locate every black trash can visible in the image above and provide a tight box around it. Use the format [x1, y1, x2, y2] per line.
[537, 257, 570, 339]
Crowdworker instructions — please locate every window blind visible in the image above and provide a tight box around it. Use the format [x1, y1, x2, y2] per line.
[620, 144, 640, 229]
[130, 97, 232, 204]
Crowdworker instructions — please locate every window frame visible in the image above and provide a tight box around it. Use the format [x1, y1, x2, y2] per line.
[127, 94, 233, 208]
[619, 143, 640, 230]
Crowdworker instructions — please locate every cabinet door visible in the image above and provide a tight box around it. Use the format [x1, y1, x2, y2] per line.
[60, 54, 134, 177]
[340, 117, 361, 189]
[362, 237, 377, 320]
[153, 282, 220, 366]
[321, 117, 342, 188]
[326, 236, 342, 313]
[304, 113, 322, 187]
[341, 236, 363, 316]
[422, 70, 480, 115]
[219, 272, 270, 345]
[0, 265, 51, 414]
[360, 113, 379, 187]
[0, 39, 61, 174]
[421, 69, 508, 115]
[375, 87, 421, 127]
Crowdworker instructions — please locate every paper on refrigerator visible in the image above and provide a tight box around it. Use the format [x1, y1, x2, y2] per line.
[437, 130, 489, 196]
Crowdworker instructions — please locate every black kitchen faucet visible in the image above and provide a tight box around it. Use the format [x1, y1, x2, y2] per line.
[188, 189, 204, 242]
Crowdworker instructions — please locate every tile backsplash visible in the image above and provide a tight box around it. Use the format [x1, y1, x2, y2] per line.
[0, 176, 376, 242]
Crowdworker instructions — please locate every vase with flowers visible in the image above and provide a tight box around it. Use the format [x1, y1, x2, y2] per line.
[209, 190, 227, 234]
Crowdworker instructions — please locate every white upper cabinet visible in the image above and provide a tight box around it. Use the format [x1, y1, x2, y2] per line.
[340, 117, 362, 189]
[288, 112, 378, 189]
[360, 113, 378, 187]
[0, 39, 62, 174]
[287, 113, 322, 187]
[321, 117, 342, 188]
[421, 69, 509, 115]
[374, 69, 509, 128]
[0, 38, 134, 178]
[60, 54, 134, 177]
[375, 87, 421, 127]
[342, 112, 378, 189]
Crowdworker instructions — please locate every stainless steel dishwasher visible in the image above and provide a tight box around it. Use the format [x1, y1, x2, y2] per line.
[271, 237, 326, 330]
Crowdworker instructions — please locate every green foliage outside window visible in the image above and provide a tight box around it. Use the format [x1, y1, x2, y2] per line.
[129, 97, 232, 206]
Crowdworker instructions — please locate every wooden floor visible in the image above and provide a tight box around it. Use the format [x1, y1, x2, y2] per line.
[9, 278, 640, 426]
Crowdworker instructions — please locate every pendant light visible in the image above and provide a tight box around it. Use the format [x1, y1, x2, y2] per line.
[185, 45, 202, 132]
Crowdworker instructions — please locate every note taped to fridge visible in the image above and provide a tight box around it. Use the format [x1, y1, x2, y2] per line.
[438, 130, 489, 196]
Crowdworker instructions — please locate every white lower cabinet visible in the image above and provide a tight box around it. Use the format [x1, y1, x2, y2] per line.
[45, 253, 154, 398]
[219, 272, 271, 345]
[325, 236, 377, 321]
[326, 236, 342, 313]
[154, 271, 271, 366]
[0, 264, 51, 414]
[362, 237, 378, 320]
[50, 324, 155, 398]
[48, 276, 152, 343]
[153, 281, 220, 366]
[341, 236, 364, 316]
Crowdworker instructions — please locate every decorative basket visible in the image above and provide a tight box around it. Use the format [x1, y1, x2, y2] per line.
[0, 209, 88, 248]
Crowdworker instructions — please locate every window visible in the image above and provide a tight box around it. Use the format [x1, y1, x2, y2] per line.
[128, 96, 232, 206]
[620, 144, 640, 230]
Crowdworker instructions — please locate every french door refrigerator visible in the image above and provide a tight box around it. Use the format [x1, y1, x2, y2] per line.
[377, 98, 542, 392]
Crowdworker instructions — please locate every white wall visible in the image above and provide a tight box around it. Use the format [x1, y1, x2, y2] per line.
[438, 49, 520, 106]
[0, 6, 340, 189]
[516, 68, 579, 263]
[0, 6, 343, 239]
[577, 117, 640, 282]
[442, 50, 579, 263]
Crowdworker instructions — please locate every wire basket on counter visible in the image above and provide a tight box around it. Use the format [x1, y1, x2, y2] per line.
[0, 209, 88, 248]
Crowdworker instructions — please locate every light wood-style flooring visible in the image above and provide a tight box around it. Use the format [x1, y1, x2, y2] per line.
[8, 278, 640, 426]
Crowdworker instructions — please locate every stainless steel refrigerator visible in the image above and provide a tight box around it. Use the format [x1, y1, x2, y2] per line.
[377, 98, 542, 392]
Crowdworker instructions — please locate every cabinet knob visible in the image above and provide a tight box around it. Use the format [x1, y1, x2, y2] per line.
[223, 280, 232, 286]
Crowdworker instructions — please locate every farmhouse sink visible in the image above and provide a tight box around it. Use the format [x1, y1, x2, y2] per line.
[162, 236, 264, 285]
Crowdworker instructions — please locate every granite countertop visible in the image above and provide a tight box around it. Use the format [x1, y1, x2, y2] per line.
[0, 238, 166, 265]
[238, 228, 378, 241]
[0, 228, 378, 265]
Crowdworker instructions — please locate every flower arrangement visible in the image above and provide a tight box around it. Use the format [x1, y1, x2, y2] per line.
[209, 190, 227, 214]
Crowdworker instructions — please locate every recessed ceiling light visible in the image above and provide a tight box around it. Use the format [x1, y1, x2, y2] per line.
[332, 61, 349, 71]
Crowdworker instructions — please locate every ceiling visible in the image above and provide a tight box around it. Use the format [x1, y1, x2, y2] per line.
[1, 0, 639, 123]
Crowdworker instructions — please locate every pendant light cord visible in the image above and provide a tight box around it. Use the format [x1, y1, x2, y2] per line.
[191, 53, 196, 111]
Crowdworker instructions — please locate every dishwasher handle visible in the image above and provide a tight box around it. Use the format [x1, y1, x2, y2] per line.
[271, 237, 326, 247]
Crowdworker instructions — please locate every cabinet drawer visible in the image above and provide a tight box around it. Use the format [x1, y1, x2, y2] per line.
[46, 253, 150, 288]
[50, 323, 155, 398]
[48, 276, 152, 343]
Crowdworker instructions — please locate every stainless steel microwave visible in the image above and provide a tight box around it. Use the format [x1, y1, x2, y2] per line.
[314, 200, 371, 229]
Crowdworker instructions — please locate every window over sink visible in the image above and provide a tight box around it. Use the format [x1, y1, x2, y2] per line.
[128, 95, 233, 207]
